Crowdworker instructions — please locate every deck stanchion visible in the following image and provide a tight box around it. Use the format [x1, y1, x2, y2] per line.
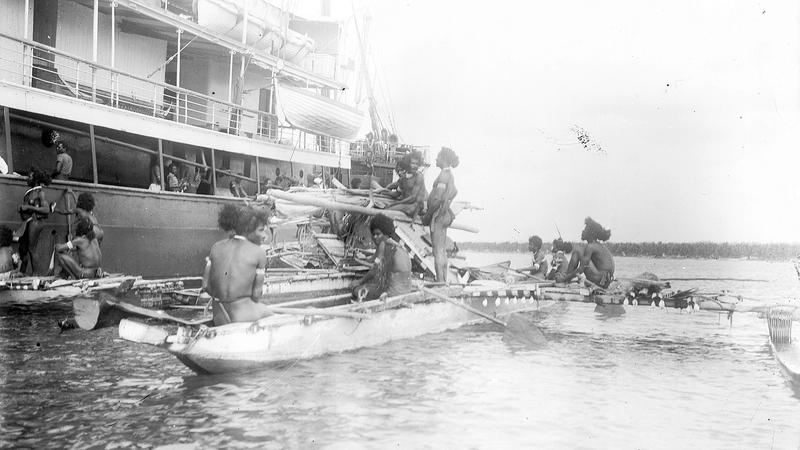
[210, 147, 217, 194]
[89, 125, 98, 184]
[255, 156, 260, 194]
[158, 139, 165, 191]
[2, 107, 13, 174]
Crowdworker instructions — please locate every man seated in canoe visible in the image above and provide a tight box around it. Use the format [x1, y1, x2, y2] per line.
[54, 216, 104, 279]
[0, 226, 21, 279]
[518, 235, 549, 278]
[351, 214, 413, 301]
[548, 239, 576, 282]
[562, 217, 615, 288]
[206, 206, 273, 325]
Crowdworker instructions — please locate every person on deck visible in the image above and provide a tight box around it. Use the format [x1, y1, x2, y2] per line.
[54, 216, 103, 279]
[166, 164, 185, 192]
[196, 168, 213, 195]
[205, 206, 273, 325]
[562, 217, 615, 288]
[229, 175, 247, 197]
[52, 142, 73, 181]
[424, 147, 459, 282]
[149, 160, 162, 191]
[351, 214, 412, 301]
[0, 226, 21, 279]
[274, 167, 292, 191]
[16, 168, 52, 275]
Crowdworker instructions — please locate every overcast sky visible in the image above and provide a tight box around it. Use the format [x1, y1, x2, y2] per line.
[314, 0, 800, 243]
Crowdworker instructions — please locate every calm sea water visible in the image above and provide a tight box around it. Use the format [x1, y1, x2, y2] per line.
[2, 255, 800, 449]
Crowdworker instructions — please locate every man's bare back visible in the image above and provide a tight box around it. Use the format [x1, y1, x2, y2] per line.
[585, 241, 614, 274]
[208, 238, 266, 303]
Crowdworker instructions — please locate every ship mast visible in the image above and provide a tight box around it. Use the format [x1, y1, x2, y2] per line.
[351, 5, 382, 138]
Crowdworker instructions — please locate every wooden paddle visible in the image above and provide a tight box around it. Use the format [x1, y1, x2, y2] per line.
[419, 286, 546, 346]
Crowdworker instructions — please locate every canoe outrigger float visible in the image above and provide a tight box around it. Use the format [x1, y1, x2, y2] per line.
[0, 275, 196, 306]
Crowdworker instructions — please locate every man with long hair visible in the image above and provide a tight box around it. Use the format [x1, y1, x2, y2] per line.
[17, 167, 52, 274]
[206, 206, 273, 325]
[563, 217, 615, 288]
[351, 214, 412, 300]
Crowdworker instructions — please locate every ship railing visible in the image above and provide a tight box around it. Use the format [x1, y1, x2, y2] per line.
[349, 141, 430, 166]
[0, 32, 293, 144]
[276, 126, 347, 155]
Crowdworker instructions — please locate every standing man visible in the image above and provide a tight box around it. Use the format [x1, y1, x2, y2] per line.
[53, 142, 73, 180]
[424, 147, 459, 282]
[205, 206, 273, 325]
[563, 217, 615, 288]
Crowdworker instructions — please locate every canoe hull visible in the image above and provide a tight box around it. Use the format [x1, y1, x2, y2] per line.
[163, 293, 544, 374]
[770, 341, 800, 382]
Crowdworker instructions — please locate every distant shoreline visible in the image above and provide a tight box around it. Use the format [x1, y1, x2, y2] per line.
[458, 241, 800, 261]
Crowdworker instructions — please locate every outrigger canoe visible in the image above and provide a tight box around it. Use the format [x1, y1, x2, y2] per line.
[118, 280, 798, 375]
[120, 283, 554, 374]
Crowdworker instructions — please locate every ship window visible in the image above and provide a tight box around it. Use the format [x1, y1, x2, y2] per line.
[221, 154, 230, 170]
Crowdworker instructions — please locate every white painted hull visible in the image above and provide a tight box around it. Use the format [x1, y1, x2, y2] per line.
[164, 292, 545, 374]
[770, 341, 800, 381]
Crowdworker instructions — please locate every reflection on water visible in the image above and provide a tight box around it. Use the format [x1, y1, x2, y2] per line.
[2, 256, 800, 448]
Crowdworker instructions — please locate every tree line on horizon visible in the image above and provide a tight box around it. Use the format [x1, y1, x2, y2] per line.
[457, 241, 800, 260]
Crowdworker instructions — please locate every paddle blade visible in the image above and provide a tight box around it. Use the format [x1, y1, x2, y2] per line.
[503, 313, 547, 347]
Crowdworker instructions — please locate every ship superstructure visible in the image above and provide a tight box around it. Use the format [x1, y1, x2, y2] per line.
[0, 0, 370, 276]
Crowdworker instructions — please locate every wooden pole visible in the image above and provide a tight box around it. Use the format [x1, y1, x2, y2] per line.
[265, 189, 480, 233]
[89, 125, 98, 184]
[2, 107, 13, 174]
[255, 155, 260, 193]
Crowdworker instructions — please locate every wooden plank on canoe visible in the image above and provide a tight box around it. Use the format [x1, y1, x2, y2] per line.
[314, 234, 346, 265]
[393, 222, 436, 277]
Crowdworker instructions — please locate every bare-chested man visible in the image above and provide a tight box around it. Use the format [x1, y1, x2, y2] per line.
[519, 235, 548, 278]
[54, 217, 103, 279]
[205, 206, 273, 325]
[351, 214, 413, 300]
[387, 152, 427, 219]
[563, 217, 615, 288]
